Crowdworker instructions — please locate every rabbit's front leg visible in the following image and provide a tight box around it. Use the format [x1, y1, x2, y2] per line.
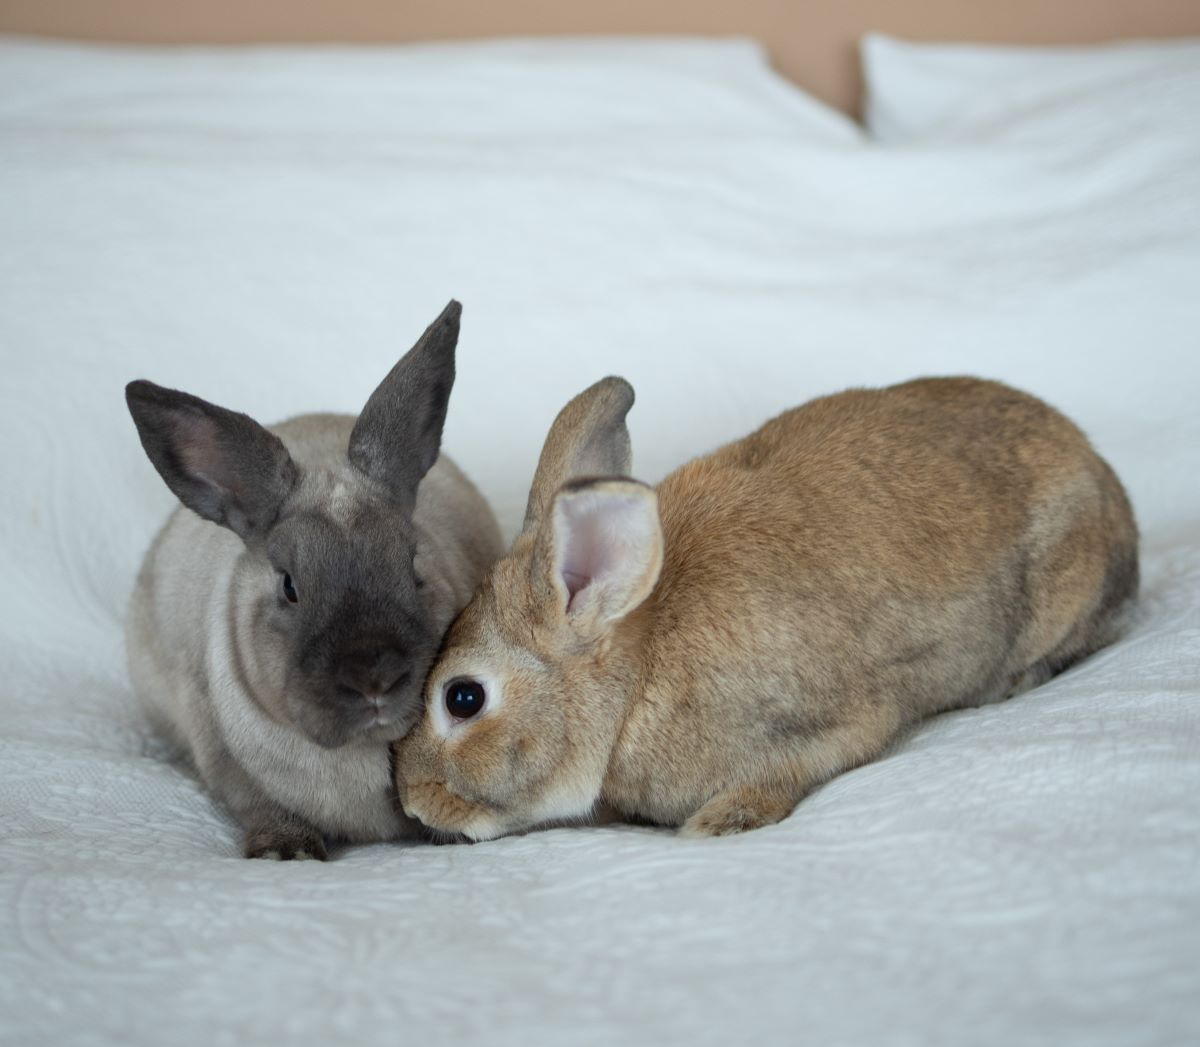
[204, 745, 328, 860]
[242, 814, 328, 861]
[680, 705, 904, 838]
[679, 781, 802, 838]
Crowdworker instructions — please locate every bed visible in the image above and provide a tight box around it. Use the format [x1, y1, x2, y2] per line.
[1, 29, 1198, 1047]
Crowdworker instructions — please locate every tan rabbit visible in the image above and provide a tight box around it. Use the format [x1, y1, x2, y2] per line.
[396, 376, 1138, 840]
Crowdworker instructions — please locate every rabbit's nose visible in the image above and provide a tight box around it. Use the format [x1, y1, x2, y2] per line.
[336, 650, 409, 698]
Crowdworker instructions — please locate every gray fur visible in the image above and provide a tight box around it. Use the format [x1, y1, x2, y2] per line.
[125, 302, 504, 858]
[349, 299, 459, 507]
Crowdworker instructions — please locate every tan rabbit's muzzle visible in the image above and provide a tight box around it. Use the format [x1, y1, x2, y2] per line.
[394, 728, 508, 841]
[399, 779, 498, 840]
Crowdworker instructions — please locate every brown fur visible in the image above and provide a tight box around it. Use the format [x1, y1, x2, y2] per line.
[396, 376, 1138, 839]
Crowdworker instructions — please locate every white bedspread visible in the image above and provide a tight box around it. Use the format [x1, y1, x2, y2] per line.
[1, 36, 1197, 1047]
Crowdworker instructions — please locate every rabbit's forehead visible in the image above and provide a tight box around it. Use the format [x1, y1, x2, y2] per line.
[302, 469, 407, 528]
[453, 574, 547, 656]
[429, 592, 544, 692]
[438, 632, 547, 681]
[324, 475, 360, 524]
[270, 475, 417, 573]
[436, 608, 505, 674]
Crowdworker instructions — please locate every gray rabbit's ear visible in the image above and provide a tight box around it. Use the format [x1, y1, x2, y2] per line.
[348, 299, 460, 506]
[125, 380, 298, 540]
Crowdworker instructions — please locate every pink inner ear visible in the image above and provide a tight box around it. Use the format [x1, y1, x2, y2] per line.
[562, 570, 590, 613]
[554, 487, 660, 624]
[176, 414, 242, 497]
[559, 501, 619, 614]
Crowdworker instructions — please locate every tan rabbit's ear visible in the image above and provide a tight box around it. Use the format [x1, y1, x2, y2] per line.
[535, 479, 662, 638]
[522, 377, 634, 531]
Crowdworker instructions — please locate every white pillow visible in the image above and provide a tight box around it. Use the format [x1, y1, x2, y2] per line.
[862, 33, 1200, 145]
[0, 35, 856, 144]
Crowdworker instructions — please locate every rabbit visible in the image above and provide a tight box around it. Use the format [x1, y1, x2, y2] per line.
[396, 375, 1138, 840]
[125, 300, 504, 859]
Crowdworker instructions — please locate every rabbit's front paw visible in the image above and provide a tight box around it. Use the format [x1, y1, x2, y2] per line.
[679, 784, 799, 838]
[243, 823, 328, 861]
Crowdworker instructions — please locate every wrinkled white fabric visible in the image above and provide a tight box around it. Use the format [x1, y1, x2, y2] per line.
[0, 36, 1197, 1047]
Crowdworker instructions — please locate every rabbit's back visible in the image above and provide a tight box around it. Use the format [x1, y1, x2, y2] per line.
[613, 378, 1136, 823]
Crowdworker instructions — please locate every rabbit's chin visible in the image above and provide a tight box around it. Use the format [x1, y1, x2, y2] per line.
[291, 701, 421, 750]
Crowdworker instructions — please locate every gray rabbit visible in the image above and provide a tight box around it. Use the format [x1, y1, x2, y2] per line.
[125, 301, 503, 859]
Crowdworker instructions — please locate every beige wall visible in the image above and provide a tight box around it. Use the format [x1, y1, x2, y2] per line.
[2, 0, 1199, 114]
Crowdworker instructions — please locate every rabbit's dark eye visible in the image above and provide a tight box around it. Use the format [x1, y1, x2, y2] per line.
[445, 679, 486, 720]
[281, 573, 298, 604]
